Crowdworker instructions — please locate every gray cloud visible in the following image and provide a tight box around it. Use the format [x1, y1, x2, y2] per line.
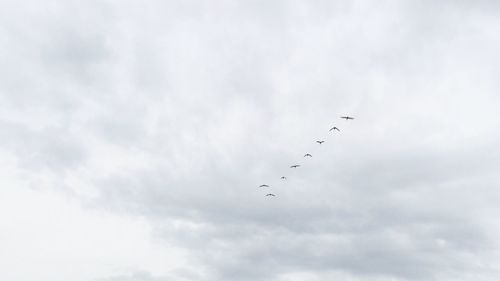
[96, 271, 171, 281]
[0, 120, 86, 171]
[1, 0, 500, 281]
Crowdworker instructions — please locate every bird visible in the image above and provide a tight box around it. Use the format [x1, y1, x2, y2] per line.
[304, 154, 312, 157]
[259, 184, 269, 187]
[329, 126, 340, 132]
[290, 165, 300, 168]
[281, 176, 286, 180]
[316, 140, 325, 144]
[341, 116, 354, 120]
[265, 193, 276, 197]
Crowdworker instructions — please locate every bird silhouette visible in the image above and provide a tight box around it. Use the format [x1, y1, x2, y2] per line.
[257, 114, 358, 200]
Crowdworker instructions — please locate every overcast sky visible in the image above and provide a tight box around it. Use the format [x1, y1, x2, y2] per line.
[1, 1, 500, 280]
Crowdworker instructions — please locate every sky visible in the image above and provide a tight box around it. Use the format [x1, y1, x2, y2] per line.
[1, 0, 500, 280]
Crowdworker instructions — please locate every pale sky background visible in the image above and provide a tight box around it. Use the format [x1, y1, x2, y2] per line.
[1, 1, 500, 280]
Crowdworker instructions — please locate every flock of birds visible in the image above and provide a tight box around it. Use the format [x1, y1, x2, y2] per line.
[259, 116, 355, 197]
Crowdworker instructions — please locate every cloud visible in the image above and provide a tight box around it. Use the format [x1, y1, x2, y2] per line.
[96, 271, 170, 281]
[1, 1, 500, 281]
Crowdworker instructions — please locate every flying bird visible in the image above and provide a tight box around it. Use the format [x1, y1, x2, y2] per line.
[316, 140, 325, 144]
[304, 154, 312, 157]
[265, 193, 276, 197]
[329, 126, 340, 131]
[290, 165, 300, 168]
[259, 184, 269, 188]
[281, 176, 286, 180]
[341, 116, 354, 120]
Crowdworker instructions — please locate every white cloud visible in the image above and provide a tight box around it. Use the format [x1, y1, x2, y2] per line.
[1, 0, 500, 280]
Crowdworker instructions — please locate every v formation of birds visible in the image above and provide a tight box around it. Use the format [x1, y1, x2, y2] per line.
[260, 116, 354, 197]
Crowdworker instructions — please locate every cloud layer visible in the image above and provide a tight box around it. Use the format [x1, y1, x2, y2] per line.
[1, 1, 500, 280]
